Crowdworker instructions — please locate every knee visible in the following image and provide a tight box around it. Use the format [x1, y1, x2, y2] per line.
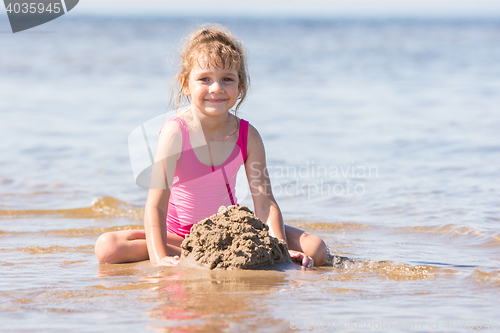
[302, 233, 329, 266]
[312, 240, 329, 266]
[95, 232, 120, 264]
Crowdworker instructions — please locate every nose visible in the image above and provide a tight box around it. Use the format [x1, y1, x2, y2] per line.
[209, 80, 224, 94]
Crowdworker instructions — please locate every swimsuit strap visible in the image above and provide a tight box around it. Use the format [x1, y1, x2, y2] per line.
[237, 119, 249, 162]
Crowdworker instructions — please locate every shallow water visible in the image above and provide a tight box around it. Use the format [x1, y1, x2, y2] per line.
[1, 1, 500, 332]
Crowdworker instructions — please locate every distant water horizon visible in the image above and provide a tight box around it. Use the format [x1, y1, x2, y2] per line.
[3, 1, 500, 21]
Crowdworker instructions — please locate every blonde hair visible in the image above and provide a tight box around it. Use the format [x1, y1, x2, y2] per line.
[170, 24, 250, 113]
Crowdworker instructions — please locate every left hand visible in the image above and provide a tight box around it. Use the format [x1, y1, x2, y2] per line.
[156, 255, 180, 266]
[289, 250, 314, 268]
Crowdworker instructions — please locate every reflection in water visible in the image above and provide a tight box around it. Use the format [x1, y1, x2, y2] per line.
[151, 266, 292, 331]
[93, 258, 466, 331]
[98, 261, 297, 331]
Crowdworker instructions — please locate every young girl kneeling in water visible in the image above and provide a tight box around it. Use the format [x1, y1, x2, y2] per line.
[95, 25, 329, 268]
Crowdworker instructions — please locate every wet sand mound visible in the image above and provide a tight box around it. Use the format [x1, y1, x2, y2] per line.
[180, 206, 291, 269]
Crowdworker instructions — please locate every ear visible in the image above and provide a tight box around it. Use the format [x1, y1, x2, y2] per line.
[180, 77, 190, 96]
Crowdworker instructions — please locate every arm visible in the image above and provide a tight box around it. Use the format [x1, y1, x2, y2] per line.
[244, 125, 313, 267]
[244, 124, 285, 240]
[144, 121, 182, 265]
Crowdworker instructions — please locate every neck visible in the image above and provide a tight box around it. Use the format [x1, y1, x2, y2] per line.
[191, 106, 233, 138]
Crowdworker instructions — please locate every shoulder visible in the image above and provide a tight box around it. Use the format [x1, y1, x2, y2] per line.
[243, 122, 266, 161]
[235, 116, 260, 142]
[160, 108, 191, 137]
[159, 117, 184, 142]
[156, 117, 184, 161]
[247, 123, 261, 142]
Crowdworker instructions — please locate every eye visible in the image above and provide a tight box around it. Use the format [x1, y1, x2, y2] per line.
[198, 77, 209, 82]
[223, 77, 234, 82]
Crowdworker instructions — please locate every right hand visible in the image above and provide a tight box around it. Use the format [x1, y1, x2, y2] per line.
[156, 255, 180, 266]
[289, 250, 314, 269]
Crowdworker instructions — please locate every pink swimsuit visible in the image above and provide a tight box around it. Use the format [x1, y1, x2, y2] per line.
[163, 116, 248, 238]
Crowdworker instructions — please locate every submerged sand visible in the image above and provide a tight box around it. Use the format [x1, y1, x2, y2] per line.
[180, 206, 291, 269]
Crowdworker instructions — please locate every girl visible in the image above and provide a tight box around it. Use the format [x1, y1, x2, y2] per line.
[95, 25, 329, 268]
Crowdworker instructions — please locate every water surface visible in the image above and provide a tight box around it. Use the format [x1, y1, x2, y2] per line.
[1, 1, 500, 331]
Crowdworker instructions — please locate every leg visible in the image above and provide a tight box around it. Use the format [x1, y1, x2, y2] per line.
[94, 229, 183, 264]
[285, 225, 329, 266]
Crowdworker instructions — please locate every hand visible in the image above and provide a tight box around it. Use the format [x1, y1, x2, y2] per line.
[289, 250, 314, 268]
[156, 255, 180, 266]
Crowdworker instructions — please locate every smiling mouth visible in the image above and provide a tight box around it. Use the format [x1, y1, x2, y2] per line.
[206, 99, 227, 103]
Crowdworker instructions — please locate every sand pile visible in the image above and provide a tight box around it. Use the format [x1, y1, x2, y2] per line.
[180, 205, 291, 269]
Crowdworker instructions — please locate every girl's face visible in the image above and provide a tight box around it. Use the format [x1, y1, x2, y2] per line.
[184, 58, 239, 118]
